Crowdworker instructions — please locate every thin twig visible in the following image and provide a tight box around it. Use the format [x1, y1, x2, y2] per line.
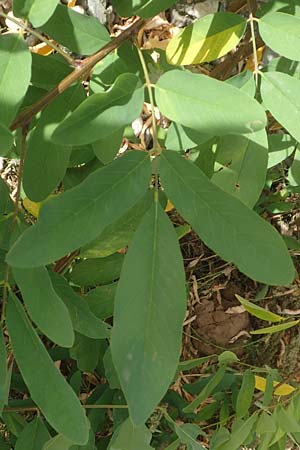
[10, 17, 145, 131]
[3, 404, 128, 413]
[0, 11, 75, 65]
[136, 44, 160, 153]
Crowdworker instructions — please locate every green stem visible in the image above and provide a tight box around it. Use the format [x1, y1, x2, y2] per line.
[0, 11, 75, 66]
[3, 404, 128, 413]
[136, 45, 160, 154]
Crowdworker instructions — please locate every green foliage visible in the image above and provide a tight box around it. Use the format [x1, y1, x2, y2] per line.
[2, 1, 300, 448]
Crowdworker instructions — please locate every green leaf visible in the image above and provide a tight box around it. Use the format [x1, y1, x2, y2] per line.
[235, 295, 283, 322]
[174, 423, 205, 450]
[92, 127, 125, 164]
[52, 74, 144, 146]
[155, 70, 266, 136]
[15, 418, 51, 450]
[51, 272, 110, 339]
[0, 34, 31, 126]
[274, 405, 300, 433]
[0, 326, 7, 394]
[70, 253, 124, 286]
[268, 134, 296, 169]
[288, 147, 300, 186]
[165, 122, 211, 152]
[31, 54, 72, 91]
[6, 293, 89, 444]
[218, 351, 239, 366]
[261, 71, 300, 142]
[250, 320, 300, 334]
[259, 12, 300, 62]
[103, 347, 120, 389]
[0, 178, 13, 215]
[178, 356, 214, 372]
[85, 283, 117, 320]
[108, 418, 153, 450]
[111, 199, 186, 425]
[183, 367, 226, 413]
[112, 0, 176, 18]
[70, 333, 101, 372]
[166, 12, 246, 65]
[257, 411, 277, 434]
[42, 434, 73, 450]
[81, 191, 153, 258]
[160, 151, 294, 285]
[212, 130, 268, 208]
[226, 70, 256, 97]
[41, 4, 110, 55]
[220, 415, 257, 450]
[13, 0, 59, 26]
[0, 123, 13, 156]
[236, 370, 255, 419]
[13, 266, 74, 347]
[23, 85, 86, 202]
[6, 151, 151, 268]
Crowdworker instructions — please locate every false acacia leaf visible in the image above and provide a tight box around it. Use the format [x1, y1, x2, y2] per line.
[6, 151, 151, 268]
[111, 199, 186, 425]
[6, 293, 89, 444]
[159, 151, 295, 285]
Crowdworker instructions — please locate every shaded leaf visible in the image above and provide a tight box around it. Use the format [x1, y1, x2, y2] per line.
[23, 85, 86, 202]
[212, 130, 268, 207]
[167, 12, 246, 65]
[6, 293, 89, 444]
[220, 415, 257, 450]
[108, 418, 153, 450]
[155, 70, 266, 136]
[236, 370, 255, 419]
[85, 283, 117, 320]
[111, 199, 186, 425]
[81, 190, 154, 258]
[13, 0, 59, 26]
[92, 127, 125, 164]
[268, 134, 296, 168]
[52, 74, 144, 145]
[7, 151, 151, 268]
[70, 333, 102, 372]
[31, 54, 72, 91]
[160, 151, 294, 285]
[70, 253, 124, 286]
[0, 124, 13, 156]
[15, 417, 51, 450]
[42, 434, 73, 450]
[51, 272, 110, 339]
[183, 367, 226, 413]
[0, 34, 31, 126]
[41, 4, 110, 55]
[112, 0, 176, 18]
[13, 266, 74, 347]
[288, 147, 300, 186]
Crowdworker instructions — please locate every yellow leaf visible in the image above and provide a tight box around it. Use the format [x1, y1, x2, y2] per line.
[23, 198, 42, 218]
[68, 0, 77, 6]
[255, 375, 295, 396]
[166, 12, 246, 65]
[245, 46, 265, 71]
[165, 200, 174, 212]
[31, 42, 54, 56]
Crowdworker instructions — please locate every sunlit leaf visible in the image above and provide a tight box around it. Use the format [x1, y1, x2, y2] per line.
[167, 13, 246, 65]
